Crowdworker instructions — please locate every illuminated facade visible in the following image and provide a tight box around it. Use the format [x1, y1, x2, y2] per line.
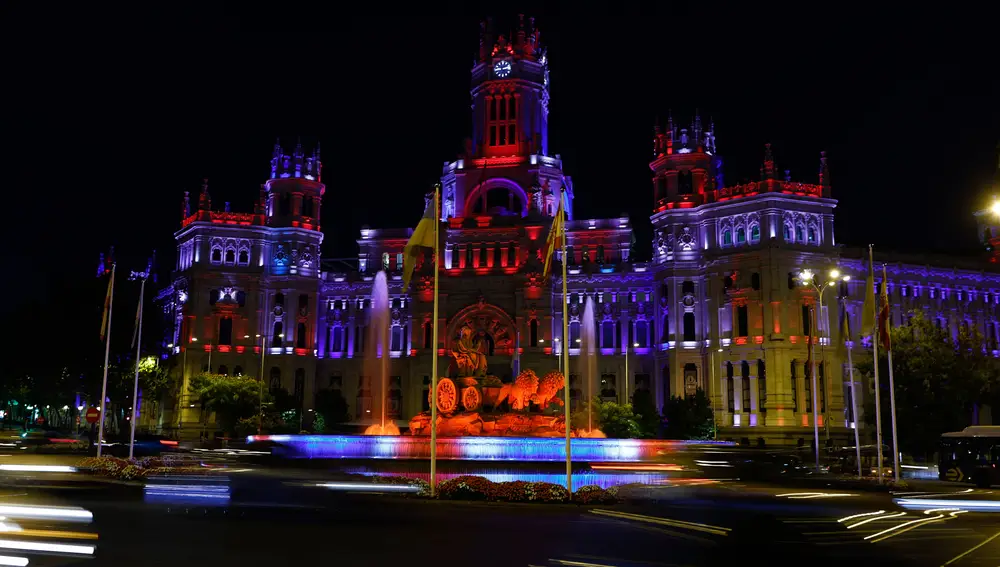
[158, 16, 1000, 442]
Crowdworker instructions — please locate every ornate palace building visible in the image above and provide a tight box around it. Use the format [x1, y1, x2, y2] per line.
[157, 16, 1000, 443]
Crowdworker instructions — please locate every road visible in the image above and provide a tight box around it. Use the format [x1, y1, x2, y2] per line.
[1, 459, 999, 566]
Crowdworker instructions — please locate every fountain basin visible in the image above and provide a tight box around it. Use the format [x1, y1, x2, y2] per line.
[246, 434, 733, 462]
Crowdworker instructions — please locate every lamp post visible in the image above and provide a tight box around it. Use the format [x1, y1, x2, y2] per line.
[799, 268, 850, 473]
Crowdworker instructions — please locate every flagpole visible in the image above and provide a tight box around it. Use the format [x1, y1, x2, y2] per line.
[129, 275, 147, 459]
[844, 301, 862, 478]
[870, 245, 884, 483]
[561, 189, 572, 497]
[883, 264, 900, 483]
[97, 263, 116, 458]
[430, 185, 441, 497]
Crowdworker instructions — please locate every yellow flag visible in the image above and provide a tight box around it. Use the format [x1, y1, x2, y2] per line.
[542, 195, 564, 279]
[402, 189, 438, 290]
[99, 275, 113, 341]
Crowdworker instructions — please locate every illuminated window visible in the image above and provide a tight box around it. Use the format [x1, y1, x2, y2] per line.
[783, 223, 793, 241]
[750, 224, 760, 243]
[796, 224, 805, 242]
[736, 227, 746, 244]
[487, 94, 517, 147]
[790, 361, 798, 413]
[807, 226, 817, 243]
[722, 229, 732, 246]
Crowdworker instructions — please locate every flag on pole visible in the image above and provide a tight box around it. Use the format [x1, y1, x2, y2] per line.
[841, 306, 851, 344]
[99, 275, 113, 342]
[861, 248, 877, 337]
[402, 190, 438, 290]
[542, 195, 564, 279]
[878, 265, 891, 351]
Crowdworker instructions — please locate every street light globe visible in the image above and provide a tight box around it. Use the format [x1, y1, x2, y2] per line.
[633, 342, 639, 347]
[255, 334, 261, 338]
[799, 269, 814, 283]
[278, 333, 285, 338]
[191, 337, 198, 342]
[77, 405, 84, 411]
[991, 199, 1000, 217]
[167, 343, 174, 348]
[538, 339, 544, 343]
[243, 334, 250, 339]
[829, 269, 841, 280]
[843, 275, 851, 282]
[575, 338, 581, 344]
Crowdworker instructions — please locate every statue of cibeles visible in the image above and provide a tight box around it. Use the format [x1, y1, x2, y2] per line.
[452, 324, 488, 378]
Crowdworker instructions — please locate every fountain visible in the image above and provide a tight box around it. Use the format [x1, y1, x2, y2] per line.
[363, 271, 400, 436]
[577, 297, 605, 438]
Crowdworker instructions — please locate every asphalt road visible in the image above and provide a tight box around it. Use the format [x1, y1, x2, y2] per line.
[1, 461, 999, 566]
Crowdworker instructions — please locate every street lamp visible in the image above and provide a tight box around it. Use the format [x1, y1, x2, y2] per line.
[799, 268, 850, 473]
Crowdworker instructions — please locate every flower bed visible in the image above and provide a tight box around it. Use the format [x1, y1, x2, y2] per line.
[79, 456, 213, 481]
[435, 475, 618, 504]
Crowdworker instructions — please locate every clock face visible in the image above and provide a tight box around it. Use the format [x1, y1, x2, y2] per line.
[493, 60, 512, 78]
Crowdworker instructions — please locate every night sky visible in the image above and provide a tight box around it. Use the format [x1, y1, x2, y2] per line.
[4, 2, 998, 377]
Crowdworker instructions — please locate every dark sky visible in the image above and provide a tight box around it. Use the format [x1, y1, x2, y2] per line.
[4, 2, 998, 375]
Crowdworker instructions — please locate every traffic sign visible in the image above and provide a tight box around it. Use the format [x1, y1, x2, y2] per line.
[85, 407, 100, 424]
[945, 467, 964, 482]
[35, 416, 46, 425]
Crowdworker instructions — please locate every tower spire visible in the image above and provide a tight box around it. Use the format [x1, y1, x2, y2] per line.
[198, 178, 211, 210]
[819, 150, 830, 188]
[762, 143, 776, 180]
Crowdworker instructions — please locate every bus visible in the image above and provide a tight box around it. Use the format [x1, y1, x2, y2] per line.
[939, 426, 1000, 487]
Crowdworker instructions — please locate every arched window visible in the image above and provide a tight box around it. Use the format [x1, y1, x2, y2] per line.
[569, 321, 581, 346]
[272, 321, 283, 347]
[726, 362, 735, 412]
[391, 325, 402, 351]
[750, 224, 760, 242]
[423, 322, 432, 349]
[233, 365, 243, 376]
[741, 361, 751, 411]
[218, 317, 233, 345]
[736, 227, 746, 244]
[636, 320, 649, 348]
[783, 223, 793, 241]
[795, 224, 805, 242]
[601, 321, 614, 347]
[218, 364, 229, 376]
[529, 319, 539, 346]
[807, 226, 817, 243]
[757, 360, 766, 413]
[269, 367, 281, 393]
[677, 170, 693, 195]
[332, 325, 344, 352]
[294, 368, 305, 404]
[296, 322, 307, 349]
[661, 314, 669, 342]
[683, 312, 696, 342]
[302, 197, 314, 218]
[722, 230, 732, 246]
[275, 293, 285, 306]
[225, 249, 236, 264]
[211, 248, 222, 264]
[751, 272, 761, 291]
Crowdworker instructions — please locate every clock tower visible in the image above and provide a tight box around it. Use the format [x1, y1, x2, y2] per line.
[440, 14, 570, 222]
[470, 15, 549, 159]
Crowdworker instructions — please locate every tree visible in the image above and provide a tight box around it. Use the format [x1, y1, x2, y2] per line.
[314, 389, 350, 426]
[858, 310, 1000, 460]
[572, 399, 642, 438]
[631, 389, 663, 438]
[662, 389, 715, 440]
[189, 373, 265, 435]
